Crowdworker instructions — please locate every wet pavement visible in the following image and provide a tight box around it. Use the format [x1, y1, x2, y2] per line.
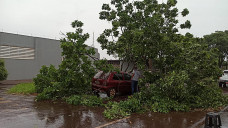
[0, 80, 214, 128]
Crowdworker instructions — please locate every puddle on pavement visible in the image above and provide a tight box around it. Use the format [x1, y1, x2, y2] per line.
[32, 101, 109, 128]
[112, 111, 207, 128]
[1, 100, 207, 128]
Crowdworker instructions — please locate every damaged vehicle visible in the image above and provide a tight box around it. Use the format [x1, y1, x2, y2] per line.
[92, 71, 132, 97]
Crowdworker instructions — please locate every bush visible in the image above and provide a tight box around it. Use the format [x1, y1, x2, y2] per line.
[158, 71, 189, 102]
[66, 95, 104, 107]
[148, 98, 189, 113]
[189, 84, 228, 108]
[35, 82, 64, 101]
[0, 59, 8, 81]
[33, 65, 58, 93]
[103, 73, 228, 119]
[103, 101, 130, 119]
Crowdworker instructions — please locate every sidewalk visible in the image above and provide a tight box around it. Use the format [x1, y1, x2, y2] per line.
[219, 111, 228, 128]
[197, 89, 228, 128]
[197, 109, 228, 128]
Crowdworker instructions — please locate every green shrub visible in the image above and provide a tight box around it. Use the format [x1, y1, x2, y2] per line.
[103, 101, 130, 119]
[35, 82, 65, 101]
[148, 98, 189, 113]
[0, 59, 8, 81]
[33, 65, 58, 93]
[66, 95, 81, 105]
[36, 88, 52, 101]
[66, 95, 104, 107]
[103, 75, 228, 119]
[118, 96, 142, 113]
[158, 71, 189, 102]
[189, 84, 228, 108]
[8, 83, 35, 95]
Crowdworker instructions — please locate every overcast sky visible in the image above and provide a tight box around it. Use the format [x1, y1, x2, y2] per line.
[0, 0, 228, 59]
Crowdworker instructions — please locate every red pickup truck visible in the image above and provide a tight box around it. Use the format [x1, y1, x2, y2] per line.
[92, 71, 132, 97]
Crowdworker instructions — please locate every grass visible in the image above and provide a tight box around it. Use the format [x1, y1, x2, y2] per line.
[8, 82, 36, 95]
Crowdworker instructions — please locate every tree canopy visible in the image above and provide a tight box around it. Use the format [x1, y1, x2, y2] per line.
[204, 30, 228, 68]
[98, 0, 191, 71]
[97, 0, 227, 118]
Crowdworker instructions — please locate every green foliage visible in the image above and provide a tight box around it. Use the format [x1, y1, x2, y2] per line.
[94, 59, 119, 73]
[36, 87, 54, 101]
[66, 95, 104, 107]
[204, 30, 228, 68]
[0, 59, 8, 81]
[188, 84, 228, 108]
[98, 0, 191, 67]
[34, 20, 113, 100]
[58, 20, 96, 95]
[158, 71, 189, 101]
[168, 39, 221, 81]
[32, 1, 228, 120]
[99, 0, 228, 120]
[104, 81, 228, 119]
[8, 83, 35, 95]
[35, 82, 64, 101]
[149, 98, 189, 113]
[103, 101, 130, 119]
[181, 8, 189, 17]
[33, 65, 58, 93]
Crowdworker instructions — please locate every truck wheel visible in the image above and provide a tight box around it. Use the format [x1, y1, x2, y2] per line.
[107, 88, 116, 97]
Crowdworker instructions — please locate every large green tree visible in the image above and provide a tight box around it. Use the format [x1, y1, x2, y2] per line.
[0, 59, 8, 81]
[98, 0, 191, 72]
[204, 30, 228, 68]
[98, 0, 227, 117]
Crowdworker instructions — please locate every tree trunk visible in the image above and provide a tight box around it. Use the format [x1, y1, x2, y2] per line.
[124, 62, 130, 72]
[120, 61, 124, 71]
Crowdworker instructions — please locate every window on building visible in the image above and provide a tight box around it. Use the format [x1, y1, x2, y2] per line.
[0, 45, 35, 59]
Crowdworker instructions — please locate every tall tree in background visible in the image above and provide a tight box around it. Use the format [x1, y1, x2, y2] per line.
[97, 0, 191, 72]
[204, 30, 228, 68]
